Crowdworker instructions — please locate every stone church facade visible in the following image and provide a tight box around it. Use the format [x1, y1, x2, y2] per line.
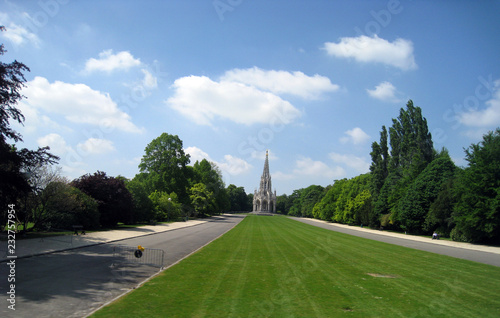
[253, 150, 277, 213]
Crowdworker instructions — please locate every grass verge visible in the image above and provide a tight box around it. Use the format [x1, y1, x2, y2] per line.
[91, 215, 500, 317]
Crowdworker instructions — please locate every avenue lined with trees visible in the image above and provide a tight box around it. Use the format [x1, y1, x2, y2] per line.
[1, 32, 498, 245]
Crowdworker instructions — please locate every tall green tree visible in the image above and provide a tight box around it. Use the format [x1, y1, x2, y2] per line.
[452, 128, 500, 244]
[370, 100, 435, 228]
[192, 159, 230, 213]
[397, 150, 457, 234]
[138, 133, 191, 204]
[227, 184, 251, 211]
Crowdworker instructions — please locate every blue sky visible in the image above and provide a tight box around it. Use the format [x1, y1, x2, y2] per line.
[2, 0, 499, 195]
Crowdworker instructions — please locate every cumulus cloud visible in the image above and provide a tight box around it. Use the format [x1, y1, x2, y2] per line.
[166, 67, 340, 126]
[323, 35, 417, 70]
[184, 146, 211, 164]
[184, 146, 252, 176]
[77, 138, 115, 155]
[329, 153, 370, 173]
[367, 81, 400, 102]
[0, 13, 40, 47]
[166, 75, 301, 126]
[293, 157, 345, 179]
[221, 67, 339, 99]
[22, 76, 142, 133]
[37, 133, 88, 178]
[84, 49, 141, 73]
[340, 127, 371, 145]
[37, 133, 72, 156]
[218, 155, 252, 175]
[459, 79, 500, 128]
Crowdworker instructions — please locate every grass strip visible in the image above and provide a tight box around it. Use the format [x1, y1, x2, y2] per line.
[91, 215, 500, 317]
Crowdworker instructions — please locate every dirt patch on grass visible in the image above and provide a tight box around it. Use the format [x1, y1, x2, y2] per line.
[367, 273, 398, 278]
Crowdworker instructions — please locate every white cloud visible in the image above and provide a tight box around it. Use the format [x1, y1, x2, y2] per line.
[323, 35, 417, 71]
[37, 133, 87, 178]
[329, 153, 370, 173]
[367, 81, 400, 102]
[22, 76, 142, 133]
[1, 22, 40, 47]
[459, 79, 500, 128]
[184, 146, 252, 176]
[77, 138, 115, 155]
[221, 67, 339, 99]
[185, 146, 211, 163]
[218, 155, 252, 175]
[84, 49, 141, 73]
[166, 75, 302, 126]
[141, 69, 158, 89]
[340, 127, 371, 145]
[293, 157, 345, 179]
[37, 133, 72, 156]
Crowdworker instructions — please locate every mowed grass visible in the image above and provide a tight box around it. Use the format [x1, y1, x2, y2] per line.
[92, 215, 500, 317]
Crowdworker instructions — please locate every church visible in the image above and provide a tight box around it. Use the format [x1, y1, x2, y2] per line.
[253, 150, 277, 213]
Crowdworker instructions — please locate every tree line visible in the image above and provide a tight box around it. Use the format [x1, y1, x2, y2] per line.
[276, 101, 499, 245]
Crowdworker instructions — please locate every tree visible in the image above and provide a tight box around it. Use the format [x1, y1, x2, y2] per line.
[192, 159, 230, 214]
[71, 171, 134, 227]
[227, 184, 251, 211]
[397, 151, 457, 234]
[149, 190, 182, 221]
[452, 128, 500, 244]
[138, 133, 191, 204]
[41, 181, 100, 230]
[370, 100, 435, 228]
[0, 30, 59, 227]
[126, 178, 154, 223]
[189, 183, 214, 217]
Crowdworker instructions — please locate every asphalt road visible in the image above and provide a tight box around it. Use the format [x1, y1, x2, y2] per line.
[291, 217, 500, 267]
[0, 214, 245, 318]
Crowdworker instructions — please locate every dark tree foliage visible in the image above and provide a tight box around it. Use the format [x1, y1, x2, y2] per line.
[41, 182, 100, 230]
[397, 151, 457, 234]
[452, 128, 500, 244]
[370, 100, 434, 228]
[227, 184, 251, 212]
[0, 30, 58, 225]
[425, 178, 456, 236]
[71, 171, 134, 227]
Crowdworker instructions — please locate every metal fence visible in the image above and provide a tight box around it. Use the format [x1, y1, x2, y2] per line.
[112, 245, 165, 268]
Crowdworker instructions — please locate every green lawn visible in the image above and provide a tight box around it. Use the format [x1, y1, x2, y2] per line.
[92, 215, 500, 317]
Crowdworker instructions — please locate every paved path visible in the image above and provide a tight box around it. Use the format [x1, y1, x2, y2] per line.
[1, 218, 209, 263]
[0, 214, 246, 318]
[291, 217, 500, 267]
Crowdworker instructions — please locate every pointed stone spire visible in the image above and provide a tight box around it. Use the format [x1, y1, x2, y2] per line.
[253, 149, 276, 213]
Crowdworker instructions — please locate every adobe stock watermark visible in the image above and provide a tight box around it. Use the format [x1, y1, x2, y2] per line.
[354, 0, 404, 37]
[434, 75, 496, 144]
[236, 106, 288, 164]
[20, 0, 69, 34]
[213, 0, 244, 22]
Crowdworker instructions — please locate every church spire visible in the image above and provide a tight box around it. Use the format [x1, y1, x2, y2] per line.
[262, 150, 270, 179]
[253, 150, 276, 213]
